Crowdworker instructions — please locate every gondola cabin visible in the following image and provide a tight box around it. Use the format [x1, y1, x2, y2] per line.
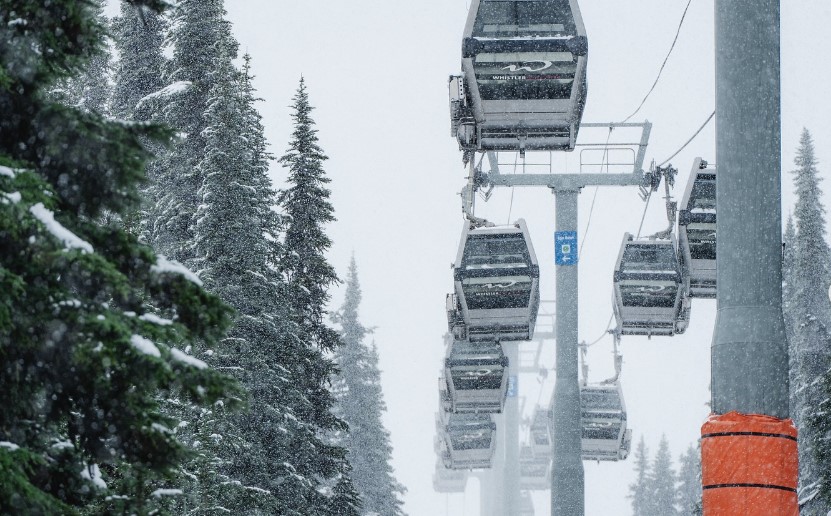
[580, 382, 631, 461]
[440, 413, 498, 470]
[451, 0, 589, 153]
[452, 219, 540, 342]
[520, 444, 551, 490]
[530, 408, 552, 457]
[678, 158, 717, 298]
[613, 233, 686, 336]
[433, 459, 469, 493]
[444, 339, 509, 413]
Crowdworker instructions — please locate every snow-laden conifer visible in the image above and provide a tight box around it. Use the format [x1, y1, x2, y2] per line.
[786, 129, 831, 508]
[676, 444, 702, 515]
[111, 0, 168, 238]
[181, 46, 294, 513]
[628, 436, 651, 516]
[332, 257, 407, 515]
[644, 435, 678, 516]
[278, 78, 361, 515]
[154, 0, 237, 264]
[111, 0, 167, 122]
[0, 2, 240, 512]
[52, 0, 112, 115]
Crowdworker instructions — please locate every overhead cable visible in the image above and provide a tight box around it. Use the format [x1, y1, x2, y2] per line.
[620, 0, 695, 123]
[658, 110, 716, 167]
[578, 127, 614, 257]
[585, 313, 615, 348]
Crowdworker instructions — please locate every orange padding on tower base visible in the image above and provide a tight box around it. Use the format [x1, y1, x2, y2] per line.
[701, 412, 798, 516]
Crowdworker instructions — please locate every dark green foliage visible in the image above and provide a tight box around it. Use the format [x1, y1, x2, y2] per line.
[52, 0, 111, 115]
[278, 78, 361, 515]
[332, 258, 407, 515]
[112, 0, 167, 122]
[153, 0, 237, 264]
[185, 47, 291, 512]
[0, 1, 239, 511]
[111, 0, 168, 238]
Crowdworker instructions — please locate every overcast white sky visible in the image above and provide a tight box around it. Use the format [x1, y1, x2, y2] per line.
[106, 1, 831, 514]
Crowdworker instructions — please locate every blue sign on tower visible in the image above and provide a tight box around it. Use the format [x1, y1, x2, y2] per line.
[555, 231, 578, 266]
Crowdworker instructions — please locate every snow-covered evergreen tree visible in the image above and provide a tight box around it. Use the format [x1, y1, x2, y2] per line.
[785, 129, 831, 509]
[332, 257, 407, 515]
[676, 444, 702, 516]
[153, 0, 236, 264]
[111, 0, 168, 237]
[278, 78, 361, 515]
[181, 45, 295, 513]
[52, 0, 112, 115]
[0, 2, 240, 512]
[644, 435, 678, 516]
[806, 368, 831, 511]
[628, 436, 651, 516]
[111, 0, 167, 122]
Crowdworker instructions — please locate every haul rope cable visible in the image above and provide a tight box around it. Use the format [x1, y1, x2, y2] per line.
[658, 110, 715, 167]
[620, 0, 695, 123]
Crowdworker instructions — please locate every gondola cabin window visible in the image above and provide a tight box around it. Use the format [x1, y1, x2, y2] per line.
[621, 244, 678, 273]
[463, 234, 530, 269]
[461, 233, 534, 310]
[688, 178, 716, 211]
[474, 0, 577, 37]
[581, 390, 622, 411]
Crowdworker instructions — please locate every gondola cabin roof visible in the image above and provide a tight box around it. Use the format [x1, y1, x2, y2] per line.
[580, 382, 625, 413]
[464, 0, 587, 44]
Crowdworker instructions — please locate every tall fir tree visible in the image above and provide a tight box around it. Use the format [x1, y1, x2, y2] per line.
[278, 78, 361, 515]
[51, 0, 112, 115]
[643, 435, 678, 516]
[182, 47, 300, 513]
[628, 436, 651, 516]
[0, 1, 240, 512]
[111, 0, 168, 238]
[153, 0, 237, 264]
[111, 0, 167, 123]
[676, 444, 702, 516]
[785, 129, 831, 509]
[332, 257, 407, 515]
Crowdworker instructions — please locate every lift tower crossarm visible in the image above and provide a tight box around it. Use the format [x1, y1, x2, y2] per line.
[483, 122, 652, 190]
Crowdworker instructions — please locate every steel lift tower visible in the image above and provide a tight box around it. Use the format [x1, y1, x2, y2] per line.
[702, 1, 798, 513]
[471, 123, 652, 515]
